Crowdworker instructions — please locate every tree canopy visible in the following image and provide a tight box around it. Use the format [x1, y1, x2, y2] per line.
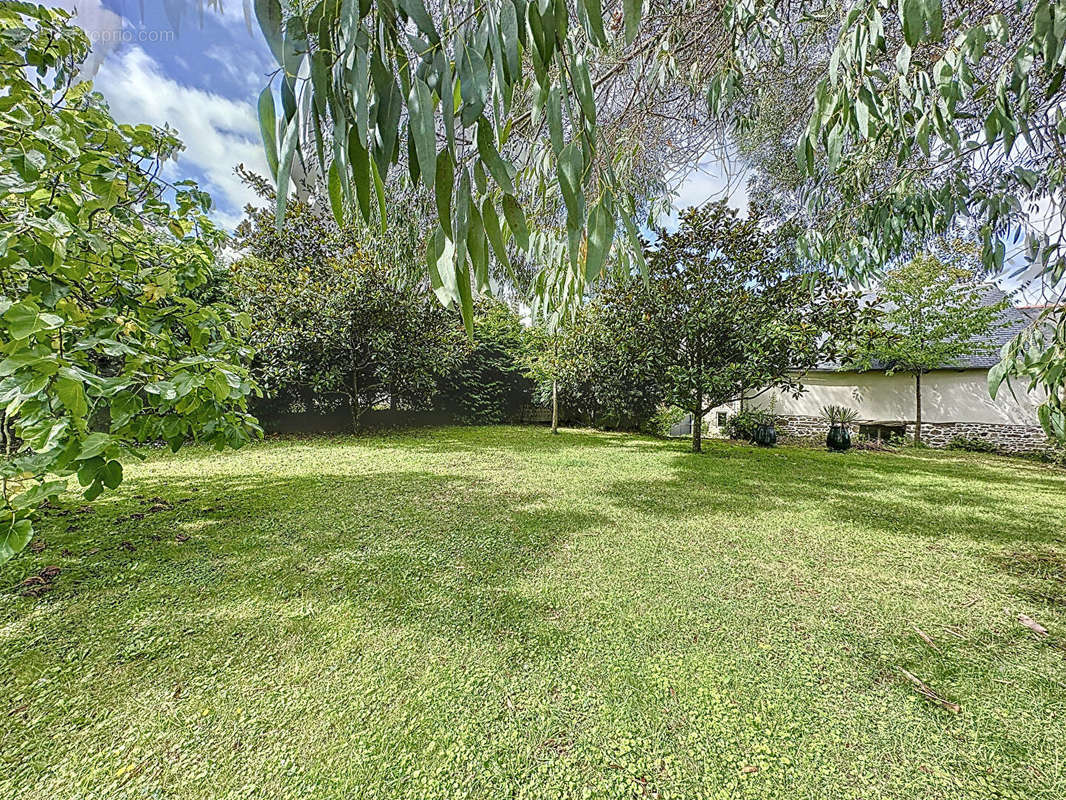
[640, 203, 862, 452]
[0, 4, 260, 562]
[232, 176, 466, 428]
[853, 252, 1007, 444]
[252, 0, 1066, 439]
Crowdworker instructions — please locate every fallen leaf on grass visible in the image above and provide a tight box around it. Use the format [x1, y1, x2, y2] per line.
[911, 624, 941, 653]
[19, 565, 61, 598]
[898, 667, 960, 713]
[1017, 613, 1049, 637]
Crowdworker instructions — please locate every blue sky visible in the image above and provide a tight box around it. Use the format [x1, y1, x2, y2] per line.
[51, 0, 277, 229]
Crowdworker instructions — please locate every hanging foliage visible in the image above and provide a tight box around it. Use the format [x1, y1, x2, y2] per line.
[252, 0, 732, 332]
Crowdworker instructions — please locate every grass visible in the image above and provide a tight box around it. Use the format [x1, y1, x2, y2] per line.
[3, 426, 1066, 799]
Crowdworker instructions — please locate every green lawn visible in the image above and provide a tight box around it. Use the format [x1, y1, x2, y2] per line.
[3, 427, 1066, 799]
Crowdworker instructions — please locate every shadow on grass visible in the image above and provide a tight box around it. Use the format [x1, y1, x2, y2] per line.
[603, 438, 1066, 547]
[20, 468, 609, 661]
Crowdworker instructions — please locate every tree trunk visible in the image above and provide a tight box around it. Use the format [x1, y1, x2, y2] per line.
[551, 335, 560, 435]
[350, 372, 362, 433]
[551, 379, 559, 434]
[692, 391, 703, 453]
[914, 372, 922, 446]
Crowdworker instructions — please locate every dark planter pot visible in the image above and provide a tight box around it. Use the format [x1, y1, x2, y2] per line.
[754, 423, 777, 447]
[826, 424, 851, 452]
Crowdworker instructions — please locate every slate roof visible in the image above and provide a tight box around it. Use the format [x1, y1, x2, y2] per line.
[960, 286, 1031, 369]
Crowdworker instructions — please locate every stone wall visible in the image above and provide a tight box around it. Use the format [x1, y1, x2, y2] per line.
[901, 421, 1050, 453]
[771, 414, 1049, 454]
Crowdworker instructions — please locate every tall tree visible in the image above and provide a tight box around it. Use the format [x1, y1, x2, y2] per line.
[852, 253, 1006, 445]
[232, 181, 465, 429]
[255, 0, 1066, 440]
[0, 4, 260, 562]
[641, 203, 861, 453]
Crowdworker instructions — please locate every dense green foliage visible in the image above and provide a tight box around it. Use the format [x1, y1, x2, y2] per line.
[0, 4, 258, 562]
[232, 221, 465, 428]
[853, 253, 1006, 444]
[724, 408, 773, 443]
[6, 428, 1066, 797]
[233, 175, 534, 428]
[532, 204, 863, 443]
[253, 0, 671, 332]
[538, 292, 668, 431]
[641, 204, 862, 452]
[435, 300, 533, 423]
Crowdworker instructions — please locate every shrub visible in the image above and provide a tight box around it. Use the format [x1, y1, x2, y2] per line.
[819, 405, 859, 425]
[725, 409, 769, 442]
[436, 301, 532, 423]
[646, 406, 689, 437]
[948, 435, 999, 454]
[530, 301, 666, 432]
[1042, 443, 1066, 468]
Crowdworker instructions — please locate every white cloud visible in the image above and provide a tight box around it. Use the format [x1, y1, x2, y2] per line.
[672, 160, 749, 213]
[46, 0, 124, 78]
[205, 43, 266, 93]
[94, 46, 268, 229]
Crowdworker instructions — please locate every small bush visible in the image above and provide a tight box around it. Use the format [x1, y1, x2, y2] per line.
[948, 435, 999, 454]
[646, 406, 689, 437]
[725, 409, 769, 442]
[1042, 443, 1066, 468]
[820, 404, 859, 425]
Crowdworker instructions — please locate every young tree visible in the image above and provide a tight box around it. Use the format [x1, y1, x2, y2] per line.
[852, 254, 1006, 446]
[0, 5, 259, 562]
[640, 203, 860, 453]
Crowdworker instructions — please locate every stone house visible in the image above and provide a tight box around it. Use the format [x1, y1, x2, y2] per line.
[707, 292, 1052, 454]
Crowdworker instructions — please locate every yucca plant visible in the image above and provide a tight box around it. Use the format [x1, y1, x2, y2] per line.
[820, 405, 859, 426]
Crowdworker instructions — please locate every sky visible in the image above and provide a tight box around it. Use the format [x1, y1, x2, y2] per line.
[49, 0, 278, 231]
[50, 0, 747, 234]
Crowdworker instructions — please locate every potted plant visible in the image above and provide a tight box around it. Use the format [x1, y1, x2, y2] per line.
[753, 396, 777, 447]
[821, 405, 858, 451]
